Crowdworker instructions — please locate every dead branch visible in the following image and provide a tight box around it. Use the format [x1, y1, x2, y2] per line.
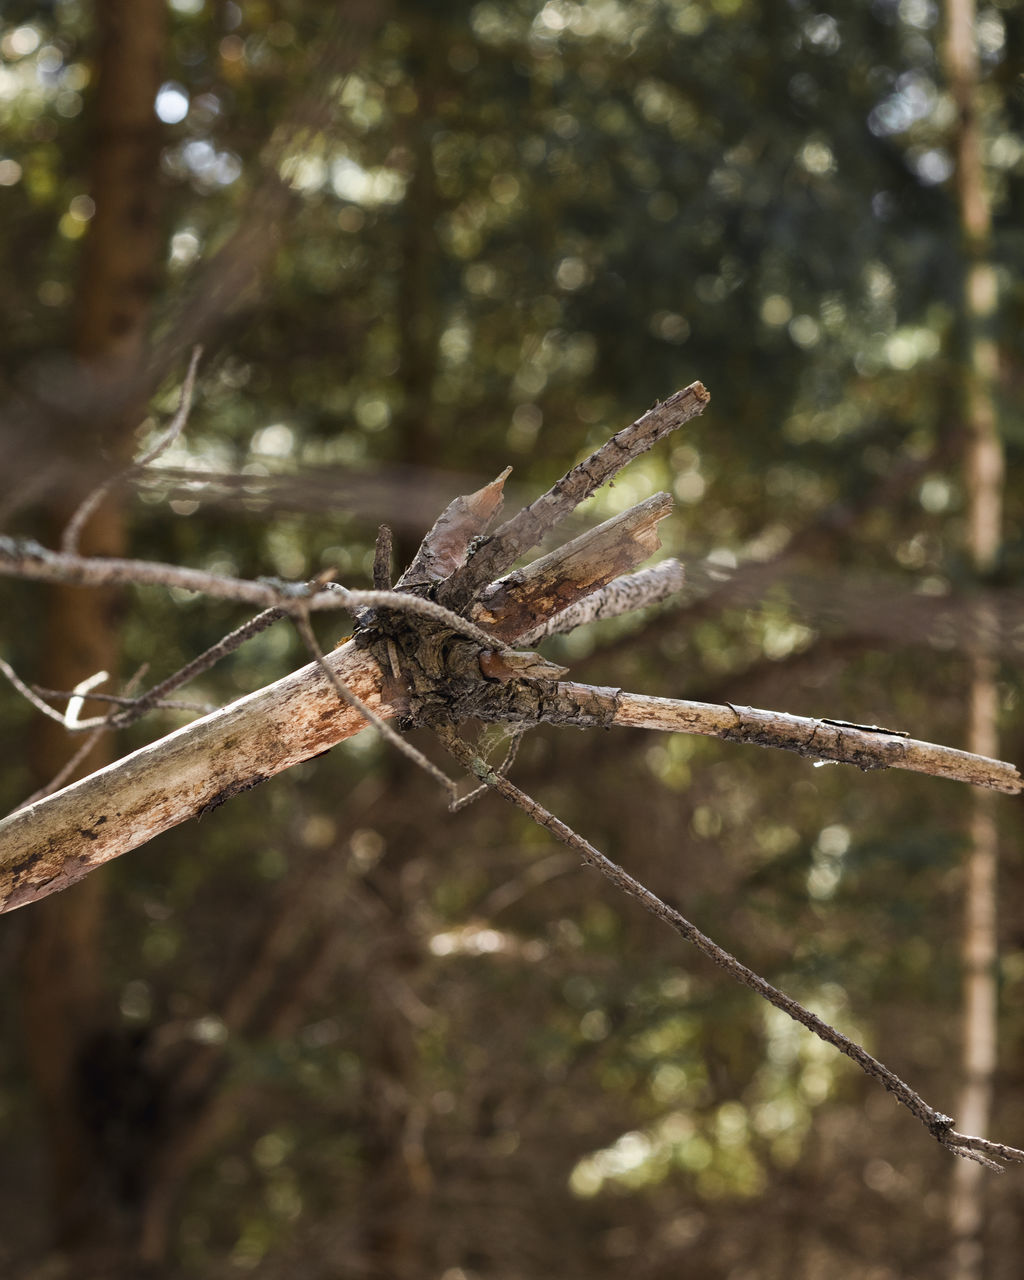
[610, 691, 1023, 794]
[461, 683, 1022, 794]
[514, 558, 685, 647]
[437, 726, 1024, 1171]
[0, 641, 393, 912]
[470, 493, 674, 642]
[438, 381, 709, 610]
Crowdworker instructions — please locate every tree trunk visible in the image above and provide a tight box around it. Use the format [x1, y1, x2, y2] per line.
[20, 0, 167, 1266]
[943, 1, 1005, 1275]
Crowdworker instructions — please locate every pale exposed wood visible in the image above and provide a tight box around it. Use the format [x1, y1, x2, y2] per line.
[0, 642, 392, 913]
[470, 493, 673, 641]
[514, 558, 685, 648]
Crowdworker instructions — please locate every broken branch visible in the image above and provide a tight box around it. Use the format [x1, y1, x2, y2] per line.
[470, 493, 674, 642]
[514, 558, 686, 647]
[0, 640, 393, 913]
[438, 382, 709, 610]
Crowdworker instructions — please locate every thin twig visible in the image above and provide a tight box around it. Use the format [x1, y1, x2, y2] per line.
[16, 729, 107, 811]
[449, 726, 527, 812]
[291, 609, 457, 802]
[1, 656, 73, 725]
[64, 670, 113, 730]
[438, 727, 1024, 1170]
[0, 540, 343, 608]
[109, 606, 286, 728]
[15, 667, 148, 809]
[62, 346, 203, 555]
[33, 689, 213, 715]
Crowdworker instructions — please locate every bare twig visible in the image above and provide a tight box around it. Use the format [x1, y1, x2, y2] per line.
[438, 383, 709, 610]
[63, 669, 113, 730]
[16, 729, 108, 811]
[0, 540, 342, 608]
[450, 726, 527, 812]
[109, 606, 286, 728]
[34, 688, 213, 715]
[61, 346, 202, 555]
[1, 656, 73, 725]
[438, 727, 1024, 1170]
[15, 667, 148, 808]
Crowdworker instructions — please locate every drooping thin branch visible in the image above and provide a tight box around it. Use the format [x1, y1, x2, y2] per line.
[438, 382, 710, 610]
[0, 539, 342, 608]
[438, 727, 1024, 1170]
[514, 558, 685, 647]
[61, 346, 203, 555]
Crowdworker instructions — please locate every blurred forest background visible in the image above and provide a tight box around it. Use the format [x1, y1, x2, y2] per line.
[1, 0, 1023, 1277]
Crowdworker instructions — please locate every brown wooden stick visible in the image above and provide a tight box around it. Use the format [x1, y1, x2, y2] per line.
[468, 683, 1023, 795]
[438, 382, 709, 609]
[611, 692, 1023, 793]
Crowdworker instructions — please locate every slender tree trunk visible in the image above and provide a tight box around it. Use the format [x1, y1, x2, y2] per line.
[943, 1, 1004, 1275]
[20, 0, 167, 1267]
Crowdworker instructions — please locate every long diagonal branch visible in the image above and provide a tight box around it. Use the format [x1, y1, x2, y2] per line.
[437, 727, 1024, 1171]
